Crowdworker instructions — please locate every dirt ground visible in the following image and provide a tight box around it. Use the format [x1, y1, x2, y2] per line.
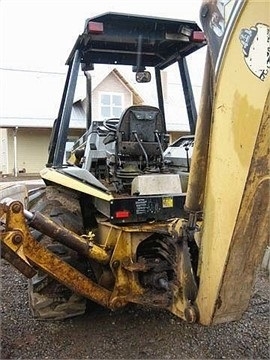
[1, 259, 269, 360]
[1, 177, 269, 359]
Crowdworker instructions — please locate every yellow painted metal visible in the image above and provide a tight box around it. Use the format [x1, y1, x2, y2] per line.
[98, 220, 158, 304]
[211, 98, 269, 323]
[88, 241, 111, 264]
[66, 152, 77, 166]
[97, 218, 195, 316]
[196, 0, 270, 325]
[2, 1, 268, 324]
[30, 211, 111, 264]
[1, 201, 112, 308]
[40, 167, 114, 202]
[109, 230, 146, 303]
[1, 195, 30, 275]
[1, 199, 191, 317]
[1, 194, 201, 320]
[185, 49, 213, 212]
[1, 228, 37, 278]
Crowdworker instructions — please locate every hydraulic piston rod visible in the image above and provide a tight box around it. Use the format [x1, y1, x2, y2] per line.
[2, 198, 110, 264]
[26, 210, 111, 264]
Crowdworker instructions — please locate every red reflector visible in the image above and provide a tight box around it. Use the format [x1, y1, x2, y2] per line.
[88, 21, 104, 34]
[192, 31, 206, 42]
[115, 210, 130, 219]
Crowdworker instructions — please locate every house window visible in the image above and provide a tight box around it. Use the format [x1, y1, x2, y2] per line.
[100, 93, 123, 119]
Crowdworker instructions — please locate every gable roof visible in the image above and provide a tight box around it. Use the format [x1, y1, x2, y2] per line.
[0, 67, 144, 129]
[0, 62, 203, 132]
[110, 68, 144, 105]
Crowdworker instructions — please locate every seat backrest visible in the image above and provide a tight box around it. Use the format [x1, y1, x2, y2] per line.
[116, 105, 167, 156]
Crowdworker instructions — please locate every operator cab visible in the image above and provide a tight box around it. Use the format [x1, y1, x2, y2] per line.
[45, 12, 206, 221]
[47, 12, 206, 171]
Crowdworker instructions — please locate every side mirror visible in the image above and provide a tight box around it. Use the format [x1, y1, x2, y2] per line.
[135, 71, 151, 83]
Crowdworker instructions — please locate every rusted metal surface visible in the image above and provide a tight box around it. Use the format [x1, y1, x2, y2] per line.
[29, 211, 111, 263]
[1, 231, 37, 278]
[185, 49, 213, 213]
[1, 198, 200, 321]
[1, 201, 112, 308]
[210, 92, 270, 324]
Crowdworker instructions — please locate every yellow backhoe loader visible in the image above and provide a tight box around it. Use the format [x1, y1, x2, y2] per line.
[1, 0, 269, 325]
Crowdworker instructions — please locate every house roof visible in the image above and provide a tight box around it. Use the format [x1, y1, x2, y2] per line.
[110, 69, 144, 105]
[0, 57, 204, 132]
[0, 69, 65, 129]
[0, 67, 145, 129]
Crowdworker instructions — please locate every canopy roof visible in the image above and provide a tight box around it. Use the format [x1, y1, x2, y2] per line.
[67, 12, 205, 70]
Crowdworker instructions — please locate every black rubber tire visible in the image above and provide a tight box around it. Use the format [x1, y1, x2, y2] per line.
[28, 190, 88, 320]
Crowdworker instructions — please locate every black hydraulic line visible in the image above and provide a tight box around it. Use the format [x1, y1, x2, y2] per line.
[133, 132, 149, 168]
[53, 50, 81, 167]
[178, 58, 197, 135]
[154, 131, 164, 163]
[84, 71, 92, 130]
[155, 68, 165, 120]
[185, 145, 190, 172]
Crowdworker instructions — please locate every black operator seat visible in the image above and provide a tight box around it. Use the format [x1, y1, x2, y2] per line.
[116, 105, 168, 162]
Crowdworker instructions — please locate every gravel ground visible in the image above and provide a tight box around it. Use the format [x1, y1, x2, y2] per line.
[1, 259, 269, 360]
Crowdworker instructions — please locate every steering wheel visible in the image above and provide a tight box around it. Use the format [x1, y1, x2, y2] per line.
[103, 118, 119, 132]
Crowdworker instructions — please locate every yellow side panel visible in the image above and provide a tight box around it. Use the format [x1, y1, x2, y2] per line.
[196, 0, 269, 324]
[40, 168, 114, 202]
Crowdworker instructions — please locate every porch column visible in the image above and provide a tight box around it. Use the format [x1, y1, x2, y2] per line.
[13, 126, 18, 177]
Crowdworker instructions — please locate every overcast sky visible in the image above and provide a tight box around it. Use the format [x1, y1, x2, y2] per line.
[0, 0, 203, 72]
[0, 0, 206, 130]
